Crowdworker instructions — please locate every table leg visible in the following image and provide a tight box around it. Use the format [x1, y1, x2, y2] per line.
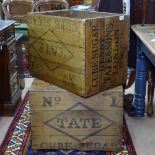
[134, 41, 148, 117]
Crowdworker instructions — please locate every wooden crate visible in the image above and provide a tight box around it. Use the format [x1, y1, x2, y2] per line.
[29, 79, 123, 151]
[27, 10, 129, 97]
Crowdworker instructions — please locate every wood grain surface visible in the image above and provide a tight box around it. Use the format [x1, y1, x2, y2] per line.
[29, 79, 123, 151]
[27, 10, 129, 97]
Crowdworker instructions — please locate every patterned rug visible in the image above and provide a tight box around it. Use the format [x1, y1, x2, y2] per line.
[0, 94, 137, 155]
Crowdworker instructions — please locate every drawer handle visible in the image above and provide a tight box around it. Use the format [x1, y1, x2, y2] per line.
[8, 33, 14, 39]
[0, 41, 5, 52]
[14, 65, 18, 69]
[10, 50, 15, 54]
[12, 82, 16, 88]
[0, 45, 3, 51]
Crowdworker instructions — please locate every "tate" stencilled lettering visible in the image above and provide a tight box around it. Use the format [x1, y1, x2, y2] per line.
[56, 118, 102, 128]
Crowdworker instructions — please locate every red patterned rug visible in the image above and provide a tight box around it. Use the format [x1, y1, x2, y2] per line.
[0, 94, 137, 155]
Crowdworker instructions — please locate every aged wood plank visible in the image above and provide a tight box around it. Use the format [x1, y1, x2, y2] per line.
[29, 55, 86, 95]
[31, 135, 122, 151]
[27, 11, 129, 97]
[29, 91, 123, 111]
[28, 15, 85, 47]
[98, 17, 105, 90]
[85, 18, 100, 95]
[29, 79, 123, 151]
[118, 15, 129, 83]
[131, 24, 155, 66]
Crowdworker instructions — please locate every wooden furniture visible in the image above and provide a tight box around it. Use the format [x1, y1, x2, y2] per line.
[67, 0, 84, 7]
[0, 20, 22, 116]
[33, 0, 69, 12]
[29, 79, 123, 151]
[132, 24, 155, 117]
[0, 2, 1, 19]
[97, 0, 123, 13]
[27, 10, 129, 97]
[15, 33, 25, 89]
[14, 23, 30, 78]
[129, 0, 155, 68]
[2, 0, 33, 23]
[2, 0, 31, 78]
[123, 0, 155, 116]
[74, 0, 123, 12]
[0, 2, 4, 19]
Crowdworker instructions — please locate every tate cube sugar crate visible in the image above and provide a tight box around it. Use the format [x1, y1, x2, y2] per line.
[27, 10, 129, 97]
[29, 79, 123, 151]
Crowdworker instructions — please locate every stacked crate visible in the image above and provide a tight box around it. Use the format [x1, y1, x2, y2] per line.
[28, 10, 129, 152]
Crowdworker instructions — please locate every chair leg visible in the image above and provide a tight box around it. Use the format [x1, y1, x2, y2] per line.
[123, 84, 135, 116]
[123, 93, 135, 116]
[146, 65, 155, 116]
[126, 68, 136, 89]
[123, 68, 136, 116]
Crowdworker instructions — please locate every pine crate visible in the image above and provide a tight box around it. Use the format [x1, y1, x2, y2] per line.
[27, 10, 129, 97]
[29, 79, 123, 151]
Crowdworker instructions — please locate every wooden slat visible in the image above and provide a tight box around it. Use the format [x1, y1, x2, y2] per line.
[85, 18, 100, 95]
[118, 15, 129, 83]
[31, 135, 122, 151]
[27, 11, 129, 97]
[29, 87, 123, 111]
[29, 79, 123, 151]
[131, 24, 155, 66]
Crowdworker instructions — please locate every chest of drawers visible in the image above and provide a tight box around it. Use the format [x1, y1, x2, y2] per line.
[0, 20, 22, 116]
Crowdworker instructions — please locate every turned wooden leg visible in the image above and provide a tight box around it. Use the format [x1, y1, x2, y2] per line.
[134, 39, 148, 117]
[146, 65, 155, 116]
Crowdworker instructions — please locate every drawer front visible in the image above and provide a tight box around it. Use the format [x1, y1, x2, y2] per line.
[0, 32, 6, 51]
[10, 73, 18, 98]
[9, 43, 16, 61]
[9, 56, 18, 79]
[0, 32, 6, 43]
[7, 37, 16, 47]
[6, 26, 15, 42]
